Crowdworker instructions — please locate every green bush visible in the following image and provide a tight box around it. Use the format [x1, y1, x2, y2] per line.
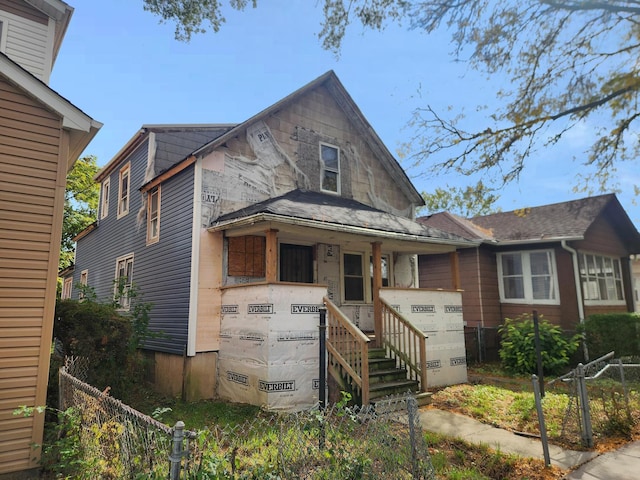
[582, 313, 640, 359]
[499, 313, 580, 375]
[54, 299, 135, 397]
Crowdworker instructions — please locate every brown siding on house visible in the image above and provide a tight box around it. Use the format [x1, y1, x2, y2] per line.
[0, 77, 64, 474]
[574, 215, 628, 257]
[0, 0, 48, 25]
[419, 248, 501, 328]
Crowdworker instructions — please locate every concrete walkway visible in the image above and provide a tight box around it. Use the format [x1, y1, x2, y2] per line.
[564, 441, 640, 480]
[418, 408, 598, 470]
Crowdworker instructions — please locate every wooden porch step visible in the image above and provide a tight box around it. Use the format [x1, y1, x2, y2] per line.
[368, 357, 397, 372]
[368, 367, 410, 384]
[369, 379, 419, 400]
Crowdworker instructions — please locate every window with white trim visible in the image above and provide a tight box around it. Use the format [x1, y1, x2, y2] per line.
[497, 250, 559, 304]
[320, 143, 340, 194]
[343, 252, 365, 302]
[114, 254, 134, 310]
[146, 186, 160, 244]
[79, 269, 88, 299]
[578, 253, 625, 304]
[100, 178, 110, 219]
[117, 163, 130, 218]
[61, 277, 72, 299]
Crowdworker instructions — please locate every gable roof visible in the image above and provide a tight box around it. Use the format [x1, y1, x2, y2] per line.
[95, 124, 235, 182]
[210, 189, 471, 249]
[164, 71, 423, 207]
[0, 51, 101, 169]
[419, 194, 640, 252]
[24, 0, 73, 65]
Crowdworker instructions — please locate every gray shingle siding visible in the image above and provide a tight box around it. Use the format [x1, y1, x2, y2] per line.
[73, 138, 196, 355]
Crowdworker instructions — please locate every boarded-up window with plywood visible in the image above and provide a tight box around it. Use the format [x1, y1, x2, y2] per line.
[228, 236, 266, 277]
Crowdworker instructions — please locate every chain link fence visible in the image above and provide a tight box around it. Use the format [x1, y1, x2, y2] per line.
[549, 353, 640, 448]
[58, 357, 436, 479]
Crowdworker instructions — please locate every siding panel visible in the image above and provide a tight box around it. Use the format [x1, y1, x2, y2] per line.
[1, 6, 51, 81]
[0, 77, 63, 474]
[74, 139, 195, 355]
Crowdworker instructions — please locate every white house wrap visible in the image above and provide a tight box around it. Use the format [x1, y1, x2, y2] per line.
[218, 283, 327, 410]
[380, 289, 467, 388]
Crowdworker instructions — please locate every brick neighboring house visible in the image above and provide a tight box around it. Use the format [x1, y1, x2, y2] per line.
[418, 194, 640, 332]
[0, 0, 101, 477]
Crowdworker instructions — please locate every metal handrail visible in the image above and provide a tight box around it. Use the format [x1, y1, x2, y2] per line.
[379, 298, 428, 392]
[323, 296, 371, 404]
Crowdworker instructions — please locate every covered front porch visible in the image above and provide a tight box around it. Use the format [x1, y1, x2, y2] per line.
[208, 190, 474, 410]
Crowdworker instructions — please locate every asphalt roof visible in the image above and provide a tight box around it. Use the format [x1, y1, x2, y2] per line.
[212, 189, 469, 243]
[419, 193, 640, 251]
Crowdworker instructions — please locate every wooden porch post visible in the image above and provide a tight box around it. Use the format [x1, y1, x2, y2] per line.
[372, 241, 382, 347]
[265, 229, 279, 283]
[450, 251, 461, 290]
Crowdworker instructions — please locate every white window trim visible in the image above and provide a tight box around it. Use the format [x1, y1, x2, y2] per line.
[497, 250, 560, 305]
[342, 251, 365, 303]
[579, 252, 626, 306]
[114, 253, 134, 310]
[146, 186, 161, 245]
[61, 277, 72, 299]
[0, 18, 7, 54]
[117, 163, 131, 218]
[100, 177, 110, 219]
[319, 142, 340, 195]
[341, 251, 392, 304]
[78, 269, 88, 299]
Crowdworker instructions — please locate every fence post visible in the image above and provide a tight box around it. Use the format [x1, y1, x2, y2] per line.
[576, 363, 594, 448]
[532, 375, 551, 467]
[169, 421, 186, 479]
[407, 396, 420, 477]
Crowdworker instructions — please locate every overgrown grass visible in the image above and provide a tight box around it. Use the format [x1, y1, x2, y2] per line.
[434, 364, 640, 451]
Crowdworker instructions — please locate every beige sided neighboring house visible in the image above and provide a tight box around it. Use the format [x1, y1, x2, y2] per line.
[0, 0, 100, 477]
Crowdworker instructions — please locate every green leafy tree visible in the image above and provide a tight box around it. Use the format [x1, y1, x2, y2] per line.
[61, 155, 99, 270]
[421, 180, 500, 217]
[144, 0, 640, 195]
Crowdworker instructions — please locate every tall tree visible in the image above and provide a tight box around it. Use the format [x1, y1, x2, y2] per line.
[421, 181, 500, 217]
[61, 156, 100, 270]
[143, 0, 640, 194]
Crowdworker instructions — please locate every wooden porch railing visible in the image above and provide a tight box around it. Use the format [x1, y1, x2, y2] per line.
[380, 298, 428, 393]
[323, 296, 371, 404]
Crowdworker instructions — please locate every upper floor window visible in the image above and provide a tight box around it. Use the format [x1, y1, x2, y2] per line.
[497, 250, 559, 304]
[117, 163, 130, 218]
[79, 270, 88, 299]
[100, 178, 110, 219]
[114, 254, 134, 310]
[147, 187, 160, 244]
[320, 143, 340, 194]
[61, 277, 72, 299]
[578, 253, 625, 304]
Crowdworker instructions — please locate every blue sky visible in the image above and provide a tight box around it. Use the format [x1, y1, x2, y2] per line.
[51, 1, 639, 223]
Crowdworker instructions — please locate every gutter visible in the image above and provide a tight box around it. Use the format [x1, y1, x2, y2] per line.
[561, 240, 589, 360]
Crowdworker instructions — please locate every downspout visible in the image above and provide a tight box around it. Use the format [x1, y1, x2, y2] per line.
[561, 240, 588, 361]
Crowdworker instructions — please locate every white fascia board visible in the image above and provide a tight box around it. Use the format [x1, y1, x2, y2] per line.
[0, 54, 100, 135]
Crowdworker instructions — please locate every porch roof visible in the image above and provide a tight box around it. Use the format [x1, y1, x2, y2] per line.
[207, 190, 476, 253]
